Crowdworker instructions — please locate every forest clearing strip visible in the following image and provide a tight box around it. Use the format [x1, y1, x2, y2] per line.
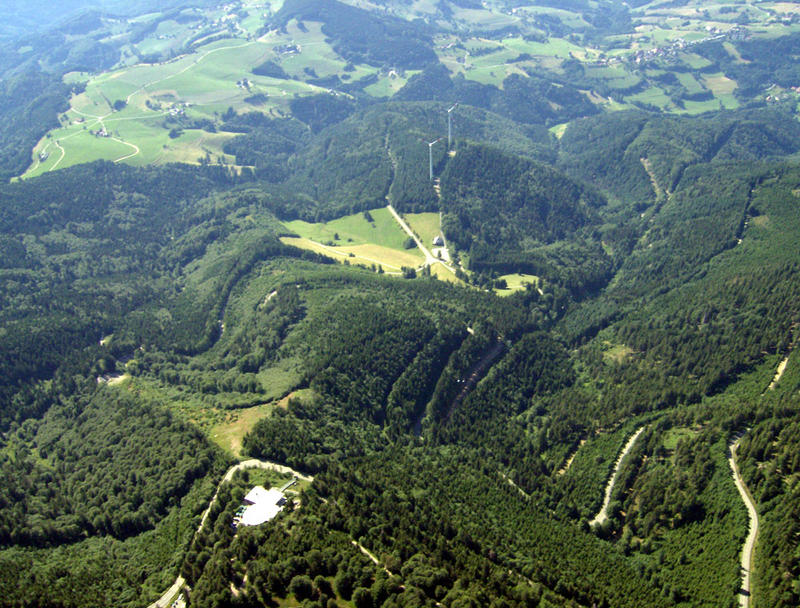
[444, 338, 506, 423]
[729, 438, 758, 608]
[280, 237, 404, 271]
[640, 157, 664, 200]
[147, 459, 312, 608]
[768, 356, 789, 390]
[556, 439, 586, 476]
[589, 426, 645, 528]
[351, 540, 392, 576]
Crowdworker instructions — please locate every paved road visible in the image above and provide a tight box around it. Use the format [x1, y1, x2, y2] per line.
[589, 427, 645, 527]
[729, 438, 758, 608]
[148, 459, 312, 608]
[147, 577, 185, 608]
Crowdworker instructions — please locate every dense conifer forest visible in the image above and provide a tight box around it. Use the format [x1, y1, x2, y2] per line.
[1, 1, 800, 607]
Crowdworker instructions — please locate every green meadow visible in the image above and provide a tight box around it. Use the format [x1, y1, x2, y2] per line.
[404, 212, 442, 247]
[284, 208, 411, 250]
[494, 273, 540, 296]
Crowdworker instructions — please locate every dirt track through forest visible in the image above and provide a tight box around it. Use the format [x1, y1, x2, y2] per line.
[589, 427, 644, 527]
[729, 438, 758, 608]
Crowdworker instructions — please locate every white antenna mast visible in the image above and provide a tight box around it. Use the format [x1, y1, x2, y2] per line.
[447, 103, 458, 149]
[427, 137, 443, 180]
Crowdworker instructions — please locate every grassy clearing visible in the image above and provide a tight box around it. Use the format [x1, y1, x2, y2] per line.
[584, 65, 641, 90]
[703, 73, 738, 95]
[404, 212, 441, 246]
[429, 262, 460, 283]
[679, 52, 714, 70]
[493, 273, 539, 296]
[284, 207, 414, 251]
[503, 36, 586, 59]
[602, 343, 635, 364]
[364, 72, 414, 98]
[661, 426, 700, 452]
[549, 123, 569, 139]
[280, 237, 422, 271]
[25, 129, 136, 178]
[122, 376, 228, 433]
[626, 85, 673, 110]
[256, 357, 305, 401]
[681, 98, 725, 115]
[516, 6, 590, 29]
[211, 403, 275, 457]
[676, 72, 705, 95]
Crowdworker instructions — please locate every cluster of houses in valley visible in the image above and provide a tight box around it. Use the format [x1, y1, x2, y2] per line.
[631, 26, 749, 66]
[168, 104, 187, 117]
[274, 43, 300, 55]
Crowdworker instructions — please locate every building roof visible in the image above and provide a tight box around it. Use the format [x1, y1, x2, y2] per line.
[239, 486, 285, 526]
[243, 485, 273, 505]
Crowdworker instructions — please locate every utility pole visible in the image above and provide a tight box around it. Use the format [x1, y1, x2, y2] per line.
[447, 103, 458, 149]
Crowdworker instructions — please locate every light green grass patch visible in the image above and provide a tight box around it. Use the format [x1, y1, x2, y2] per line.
[493, 273, 539, 296]
[211, 402, 275, 457]
[679, 52, 714, 70]
[584, 65, 641, 90]
[515, 5, 591, 29]
[626, 85, 673, 109]
[280, 237, 422, 271]
[702, 73, 738, 95]
[256, 356, 305, 402]
[676, 72, 705, 95]
[681, 98, 725, 115]
[602, 343, 635, 364]
[549, 123, 569, 139]
[661, 427, 700, 451]
[364, 72, 413, 98]
[429, 262, 461, 284]
[404, 212, 441, 246]
[284, 207, 412, 251]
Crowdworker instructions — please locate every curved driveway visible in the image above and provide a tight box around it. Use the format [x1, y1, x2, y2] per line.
[147, 459, 312, 608]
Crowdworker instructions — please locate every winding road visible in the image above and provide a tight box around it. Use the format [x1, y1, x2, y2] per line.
[146, 459, 312, 608]
[30, 41, 258, 177]
[729, 438, 758, 608]
[589, 426, 645, 527]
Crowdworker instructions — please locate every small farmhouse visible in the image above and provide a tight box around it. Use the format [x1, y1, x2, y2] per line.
[433, 235, 444, 247]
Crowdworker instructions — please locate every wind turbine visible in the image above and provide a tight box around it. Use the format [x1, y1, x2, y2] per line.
[427, 137, 443, 181]
[447, 103, 458, 149]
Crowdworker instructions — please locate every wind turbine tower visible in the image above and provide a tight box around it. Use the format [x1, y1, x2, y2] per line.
[427, 137, 442, 180]
[447, 103, 458, 149]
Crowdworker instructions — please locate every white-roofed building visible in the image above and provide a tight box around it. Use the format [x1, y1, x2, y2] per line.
[237, 486, 286, 527]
